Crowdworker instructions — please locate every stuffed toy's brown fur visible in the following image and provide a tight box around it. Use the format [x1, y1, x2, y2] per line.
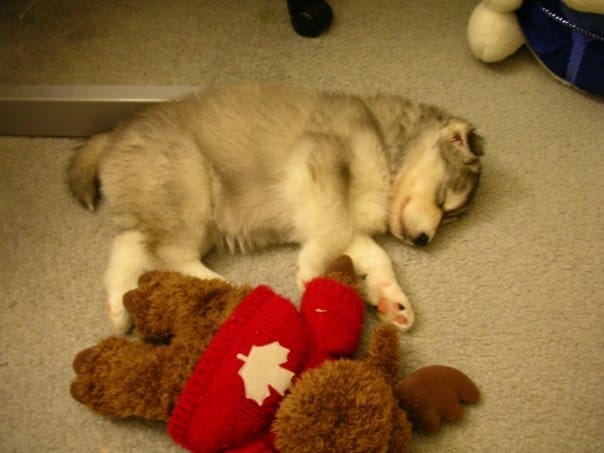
[273, 325, 479, 452]
[71, 256, 480, 452]
[72, 273, 253, 419]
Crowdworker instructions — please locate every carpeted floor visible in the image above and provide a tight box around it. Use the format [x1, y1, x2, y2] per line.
[1, 1, 603, 452]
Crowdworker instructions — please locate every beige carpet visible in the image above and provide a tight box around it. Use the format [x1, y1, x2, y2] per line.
[1, 1, 603, 451]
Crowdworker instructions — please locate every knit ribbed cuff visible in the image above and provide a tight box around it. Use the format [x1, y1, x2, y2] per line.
[300, 278, 364, 357]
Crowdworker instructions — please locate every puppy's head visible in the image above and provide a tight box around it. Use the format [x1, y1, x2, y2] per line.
[389, 118, 483, 246]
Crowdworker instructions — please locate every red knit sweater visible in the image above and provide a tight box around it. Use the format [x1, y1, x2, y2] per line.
[167, 277, 365, 452]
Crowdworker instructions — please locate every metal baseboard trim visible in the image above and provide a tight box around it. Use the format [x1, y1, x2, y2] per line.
[0, 85, 198, 137]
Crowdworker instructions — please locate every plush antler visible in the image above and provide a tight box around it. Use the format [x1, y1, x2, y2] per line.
[394, 365, 480, 433]
[364, 324, 402, 385]
[322, 254, 357, 287]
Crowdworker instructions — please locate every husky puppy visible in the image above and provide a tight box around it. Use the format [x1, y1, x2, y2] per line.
[68, 85, 483, 332]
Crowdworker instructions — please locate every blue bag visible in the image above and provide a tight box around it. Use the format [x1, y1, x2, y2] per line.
[516, 0, 604, 95]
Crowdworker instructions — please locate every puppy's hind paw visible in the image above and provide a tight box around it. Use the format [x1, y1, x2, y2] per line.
[107, 305, 132, 334]
[296, 263, 320, 292]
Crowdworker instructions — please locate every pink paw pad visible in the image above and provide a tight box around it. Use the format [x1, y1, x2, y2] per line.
[378, 298, 409, 327]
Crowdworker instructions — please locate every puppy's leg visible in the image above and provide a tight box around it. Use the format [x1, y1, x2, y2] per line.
[297, 233, 353, 289]
[104, 230, 156, 333]
[344, 234, 415, 331]
[291, 134, 358, 287]
[104, 231, 219, 333]
[154, 228, 223, 281]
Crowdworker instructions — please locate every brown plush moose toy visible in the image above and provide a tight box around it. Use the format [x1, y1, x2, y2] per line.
[71, 256, 479, 452]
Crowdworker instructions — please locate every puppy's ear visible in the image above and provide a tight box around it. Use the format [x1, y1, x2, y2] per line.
[444, 119, 484, 161]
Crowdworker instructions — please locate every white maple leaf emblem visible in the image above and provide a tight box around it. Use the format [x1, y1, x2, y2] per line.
[236, 341, 295, 406]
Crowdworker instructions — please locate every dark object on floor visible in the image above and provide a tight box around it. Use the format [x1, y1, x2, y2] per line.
[287, 0, 333, 37]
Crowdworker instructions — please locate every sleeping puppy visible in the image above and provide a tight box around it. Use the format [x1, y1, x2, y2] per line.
[68, 85, 483, 332]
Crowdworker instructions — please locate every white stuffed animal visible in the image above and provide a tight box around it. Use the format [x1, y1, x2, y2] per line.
[467, 0, 525, 62]
[467, 0, 604, 62]
[564, 0, 604, 15]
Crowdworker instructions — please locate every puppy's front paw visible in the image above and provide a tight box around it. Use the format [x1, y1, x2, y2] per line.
[296, 266, 317, 291]
[367, 279, 415, 331]
[296, 253, 325, 291]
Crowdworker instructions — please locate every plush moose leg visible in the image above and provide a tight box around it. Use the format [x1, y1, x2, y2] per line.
[72, 271, 254, 420]
[123, 271, 252, 343]
[70, 337, 192, 420]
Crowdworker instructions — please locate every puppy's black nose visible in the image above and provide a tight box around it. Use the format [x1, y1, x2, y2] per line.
[413, 233, 429, 247]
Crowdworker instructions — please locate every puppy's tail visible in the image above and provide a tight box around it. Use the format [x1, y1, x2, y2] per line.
[67, 133, 109, 211]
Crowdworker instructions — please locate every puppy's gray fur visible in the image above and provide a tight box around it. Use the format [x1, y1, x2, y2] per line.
[68, 85, 483, 332]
